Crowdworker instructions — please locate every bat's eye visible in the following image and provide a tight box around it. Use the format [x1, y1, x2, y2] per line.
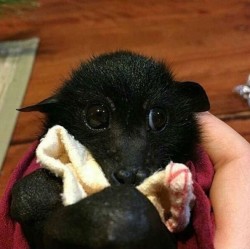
[85, 104, 109, 129]
[148, 108, 168, 131]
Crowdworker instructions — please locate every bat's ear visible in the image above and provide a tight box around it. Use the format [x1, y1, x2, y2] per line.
[175, 81, 210, 112]
[17, 96, 58, 113]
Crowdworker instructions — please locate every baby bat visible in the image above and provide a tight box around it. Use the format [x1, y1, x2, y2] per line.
[10, 51, 210, 249]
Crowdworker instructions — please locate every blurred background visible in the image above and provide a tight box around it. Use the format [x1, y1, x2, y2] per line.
[0, 0, 250, 196]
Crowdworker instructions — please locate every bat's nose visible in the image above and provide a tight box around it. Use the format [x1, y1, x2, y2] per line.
[112, 168, 150, 185]
[113, 169, 135, 184]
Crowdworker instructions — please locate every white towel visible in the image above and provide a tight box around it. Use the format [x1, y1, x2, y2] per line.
[36, 125, 195, 232]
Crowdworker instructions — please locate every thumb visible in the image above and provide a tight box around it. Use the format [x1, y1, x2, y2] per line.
[197, 112, 250, 169]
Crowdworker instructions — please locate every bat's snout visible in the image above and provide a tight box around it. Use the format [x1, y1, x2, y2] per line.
[112, 167, 150, 185]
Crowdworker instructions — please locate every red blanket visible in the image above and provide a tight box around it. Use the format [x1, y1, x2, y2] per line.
[0, 143, 215, 249]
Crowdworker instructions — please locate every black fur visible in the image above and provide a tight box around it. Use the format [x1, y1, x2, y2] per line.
[43, 186, 176, 249]
[11, 51, 210, 249]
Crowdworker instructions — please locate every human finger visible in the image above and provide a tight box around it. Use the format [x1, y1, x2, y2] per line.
[197, 112, 250, 168]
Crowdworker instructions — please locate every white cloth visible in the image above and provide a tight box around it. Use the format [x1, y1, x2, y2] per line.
[36, 125, 195, 232]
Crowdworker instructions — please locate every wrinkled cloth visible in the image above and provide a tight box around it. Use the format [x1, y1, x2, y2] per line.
[36, 125, 195, 232]
[36, 125, 110, 206]
[0, 141, 40, 249]
[177, 147, 215, 249]
[0, 141, 214, 249]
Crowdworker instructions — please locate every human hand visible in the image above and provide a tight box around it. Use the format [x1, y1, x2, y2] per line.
[198, 112, 250, 249]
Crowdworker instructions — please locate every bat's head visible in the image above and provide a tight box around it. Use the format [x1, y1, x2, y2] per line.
[19, 51, 210, 185]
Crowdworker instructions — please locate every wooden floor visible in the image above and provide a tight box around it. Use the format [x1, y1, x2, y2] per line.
[0, 0, 250, 196]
